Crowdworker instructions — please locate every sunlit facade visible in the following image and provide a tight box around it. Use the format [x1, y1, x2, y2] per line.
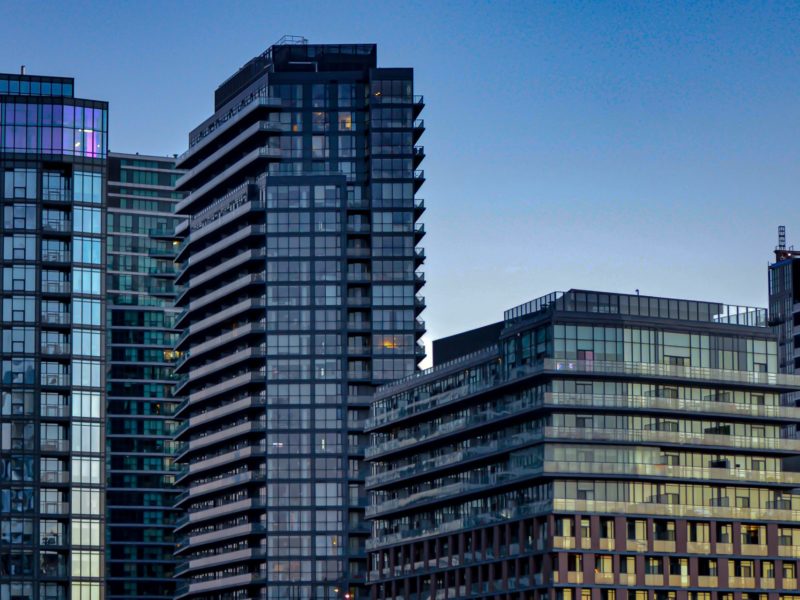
[171, 39, 425, 600]
[105, 153, 184, 599]
[0, 73, 107, 600]
[367, 290, 800, 600]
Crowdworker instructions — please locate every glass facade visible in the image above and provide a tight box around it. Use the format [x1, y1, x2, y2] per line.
[171, 42, 425, 600]
[0, 73, 107, 600]
[105, 153, 184, 599]
[367, 289, 800, 600]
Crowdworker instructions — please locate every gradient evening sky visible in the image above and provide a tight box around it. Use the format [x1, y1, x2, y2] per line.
[1, 1, 798, 354]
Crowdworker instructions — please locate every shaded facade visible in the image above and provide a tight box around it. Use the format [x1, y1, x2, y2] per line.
[367, 290, 800, 600]
[0, 73, 108, 600]
[171, 40, 425, 599]
[105, 152, 183, 599]
[768, 228, 800, 379]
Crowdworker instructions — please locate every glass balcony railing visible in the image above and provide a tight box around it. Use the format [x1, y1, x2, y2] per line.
[548, 425, 800, 452]
[367, 499, 552, 550]
[41, 219, 71, 233]
[40, 439, 69, 452]
[553, 497, 800, 524]
[41, 249, 69, 262]
[41, 342, 69, 355]
[41, 281, 70, 294]
[41, 373, 69, 387]
[41, 311, 70, 325]
[370, 358, 800, 429]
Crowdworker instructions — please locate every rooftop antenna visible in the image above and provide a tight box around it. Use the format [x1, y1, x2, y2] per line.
[778, 225, 786, 251]
[19, 65, 25, 75]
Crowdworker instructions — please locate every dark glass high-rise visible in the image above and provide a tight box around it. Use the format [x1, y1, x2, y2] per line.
[105, 152, 184, 599]
[170, 39, 426, 600]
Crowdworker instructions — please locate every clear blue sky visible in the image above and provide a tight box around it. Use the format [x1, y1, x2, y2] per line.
[1, 1, 798, 349]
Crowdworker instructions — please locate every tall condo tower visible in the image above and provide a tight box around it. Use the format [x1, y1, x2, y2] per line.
[171, 39, 426, 600]
[0, 72, 108, 600]
[105, 152, 184, 599]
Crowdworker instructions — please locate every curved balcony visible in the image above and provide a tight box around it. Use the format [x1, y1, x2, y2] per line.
[175, 393, 265, 431]
[175, 572, 256, 600]
[176, 224, 266, 288]
[175, 419, 266, 462]
[176, 96, 285, 169]
[185, 346, 266, 386]
[176, 547, 265, 577]
[176, 147, 282, 215]
[175, 296, 266, 337]
[176, 467, 265, 508]
[175, 522, 266, 556]
[176, 121, 286, 190]
[177, 251, 265, 301]
[175, 321, 266, 374]
[182, 368, 266, 411]
[177, 442, 265, 484]
[175, 497, 266, 533]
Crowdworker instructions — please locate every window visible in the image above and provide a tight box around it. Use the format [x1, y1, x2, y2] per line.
[337, 112, 354, 131]
[73, 207, 101, 232]
[72, 237, 101, 264]
[3, 168, 37, 199]
[3, 296, 34, 323]
[3, 266, 36, 291]
[3, 235, 36, 260]
[73, 269, 101, 295]
[73, 172, 102, 203]
[73, 299, 101, 325]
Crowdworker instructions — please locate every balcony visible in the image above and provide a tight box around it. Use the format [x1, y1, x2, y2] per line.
[149, 265, 177, 279]
[41, 470, 69, 484]
[41, 404, 69, 418]
[347, 296, 371, 307]
[554, 497, 800, 525]
[41, 373, 69, 387]
[551, 536, 575, 549]
[369, 358, 800, 431]
[348, 369, 372, 380]
[40, 501, 69, 515]
[413, 118, 425, 136]
[741, 543, 768, 556]
[653, 540, 676, 552]
[347, 271, 371, 283]
[347, 223, 371, 234]
[42, 189, 69, 203]
[40, 439, 69, 452]
[729, 576, 756, 588]
[42, 249, 69, 263]
[347, 247, 371, 258]
[41, 312, 70, 326]
[41, 342, 69, 356]
[41, 281, 70, 294]
[644, 574, 664, 586]
[667, 574, 689, 587]
[42, 219, 71, 233]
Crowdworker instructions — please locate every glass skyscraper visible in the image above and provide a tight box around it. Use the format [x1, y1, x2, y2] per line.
[105, 152, 183, 599]
[0, 72, 107, 600]
[171, 39, 425, 600]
